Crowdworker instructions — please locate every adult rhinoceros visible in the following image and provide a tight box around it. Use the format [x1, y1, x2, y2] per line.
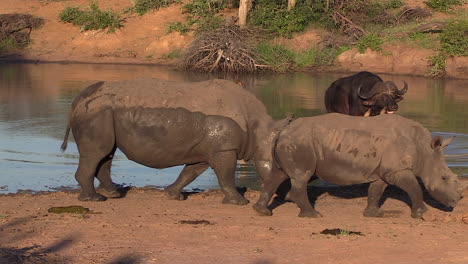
[325, 71, 408, 117]
[61, 79, 287, 205]
[258, 113, 466, 218]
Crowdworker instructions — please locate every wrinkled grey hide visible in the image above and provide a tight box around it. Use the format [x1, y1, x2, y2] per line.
[62, 79, 288, 206]
[63, 104, 253, 204]
[259, 113, 465, 218]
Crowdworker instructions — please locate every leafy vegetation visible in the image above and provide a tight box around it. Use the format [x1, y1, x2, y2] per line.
[424, 0, 463, 13]
[161, 49, 182, 59]
[181, 0, 228, 33]
[132, 0, 179, 16]
[250, 0, 319, 38]
[357, 33, 383, 53]
[255, 42, 295, 72]
[59, 2, 123, 32]
[166, 21, 191, 34]
[426, 54, 446, 78]
[255, 42, 349, 71]
[440, 20, 468, 56]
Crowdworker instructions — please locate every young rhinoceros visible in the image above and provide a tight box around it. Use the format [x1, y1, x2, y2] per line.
[61, 104, 254, 205]
[259, 113, 465, 218]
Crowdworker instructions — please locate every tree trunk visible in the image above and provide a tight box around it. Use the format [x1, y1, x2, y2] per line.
[288, 0, 297, 10]
[238, 0, 252, 28]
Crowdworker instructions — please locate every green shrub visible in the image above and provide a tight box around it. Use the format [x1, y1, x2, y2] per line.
[166, 21, 191, 34]
[424, 0, 463, 13]
[384, 0, 405, 9]
[426, 54, 446, 78]
[182, 0, 226, 33]
[133, 0, 179, 16]
[0, 37, 17, 54]
[440, 20, 468, 56]
[250, 0, 319, 37]
[357, 33, 383, 53]
[255, 42, 295, 72]
[293, 46, 350, 68]
[59, 2, 123, 32]
[161, 49, 182, 59]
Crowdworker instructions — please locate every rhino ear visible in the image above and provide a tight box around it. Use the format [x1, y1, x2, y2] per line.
[431, 136, 455, 150]
[362, 100, 376, 106]
[442, 136, 455, 148]
[431, 136, 443, 150]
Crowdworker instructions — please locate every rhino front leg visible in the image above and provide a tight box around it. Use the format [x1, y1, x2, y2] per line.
[363, 179, 388, 217]
[383, 170, 427, 218]
[253, 167, 288, 216]
[210, 151, 249, 205]
[165, 163, 209, 200]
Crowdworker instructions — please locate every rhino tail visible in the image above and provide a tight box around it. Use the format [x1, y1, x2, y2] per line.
[60, 81, 105, 152]
[60, 110, 72, 152]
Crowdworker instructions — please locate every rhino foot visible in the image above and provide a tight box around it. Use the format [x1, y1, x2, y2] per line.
[78, 193, 107, 202]
[164, 190, 185, 201]
[222, 196, 249, 206]
[298, 210, 322, 218]
[411, 206, 428, 219]
[97, 187, 121, 198]
[363, 207, 384, 217]
[252, 204, 272, 216]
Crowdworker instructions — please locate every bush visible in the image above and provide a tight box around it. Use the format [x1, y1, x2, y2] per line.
[384, 0, 405, 9]
[59, 2, 123, 32]
[426, 54, 446, 78]
[0, 14, 44, 54]
[250, 0, 319, 38]
[357, 33, 383, 53]
[440, 20, 468, 56]
[255, 42, 295, 72]
[424, 0, 463, 13]
[182, 0, 227, 33]
[133, 0, 179, 16]
[166, 21, 191, 34]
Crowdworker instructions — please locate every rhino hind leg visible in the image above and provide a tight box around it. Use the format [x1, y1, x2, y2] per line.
[96, 146, 121, 198]
[165, 163, 209, 200]
[363, 179, 388, 217]
[73, 109, 115, 202]
[288, 175, 321, 218]
[253, 167, 289, 216]
[210, 151, 249, 205]
[75, 155, 108, 202]
[383, 170, 428, 219]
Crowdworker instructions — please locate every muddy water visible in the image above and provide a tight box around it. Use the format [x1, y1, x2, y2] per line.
[0, 63, 467, 194]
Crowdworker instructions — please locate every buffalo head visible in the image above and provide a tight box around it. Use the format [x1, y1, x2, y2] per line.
[358, 81, 408, 116]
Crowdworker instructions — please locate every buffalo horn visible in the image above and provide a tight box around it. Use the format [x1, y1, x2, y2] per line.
[397, 81, 408, 95]
[357, 85, 373, 100]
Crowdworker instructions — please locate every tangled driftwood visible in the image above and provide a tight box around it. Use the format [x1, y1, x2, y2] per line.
[397, 7, 431, 24]
[182, 22, 268, 73]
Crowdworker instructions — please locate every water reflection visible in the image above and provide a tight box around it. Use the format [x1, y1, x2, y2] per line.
[0, 63, 467, 194]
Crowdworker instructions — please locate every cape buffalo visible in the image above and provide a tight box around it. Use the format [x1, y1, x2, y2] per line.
[257, 113, 465, 218]
[325, 71, 408, 116]
[61, 79, 288, 206]
[61, 104, 253, 204]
